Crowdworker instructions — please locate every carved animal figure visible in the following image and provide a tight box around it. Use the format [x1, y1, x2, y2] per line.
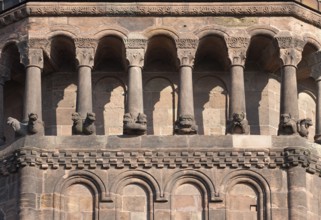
[123, 112, 147, 135]
[175, 114, 198, 134]
[297, 118, 313, 138]
[278, 113, 297, 135]
[83, 112, 96, 135]
[72, 112, 83, 135]
[7, 117, 28, 137]
[227, 112, 249, 134]
[27, 113, 44, 135]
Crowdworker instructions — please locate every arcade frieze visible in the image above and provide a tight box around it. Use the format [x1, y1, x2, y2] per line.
[0, 147, 318, 176]
[124, 39, 147, 49]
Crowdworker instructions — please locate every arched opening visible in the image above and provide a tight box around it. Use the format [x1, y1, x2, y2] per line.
[62, 183, 95, 220]
[245, 35, 281, 135]
[2, 43, 25, 144]
[227, 183, 259, 220]
[93, 77, 125, 135]
[43, 35, 77, 136]
[171, 183, 205, 220]
[143, 35, 178, 135]
[117, 184, 150, 220]
[194, 35, 229, 135]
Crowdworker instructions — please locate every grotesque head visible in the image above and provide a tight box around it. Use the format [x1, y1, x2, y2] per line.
[137, 113, 147, 125]
[280, 114, 291, 124]
[123, 113, 133, 124]
[72, 112, 82, 122]
[179, 115, 194, 128]
[86, 112, 96, 122]
[303, 118, 313, 128]
[232, 112, 245, 122]
[28, 113, 38, 122]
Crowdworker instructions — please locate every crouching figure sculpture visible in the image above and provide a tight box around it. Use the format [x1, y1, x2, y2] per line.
[174, 114, 198, 135]
[123, 112, 147, 135]
[72, 112, 96, 135]
[7, 113, 44, 137]
[278, 113, 297, 135]
[227, 112, 250, 135]
[297, 118, 313, 138]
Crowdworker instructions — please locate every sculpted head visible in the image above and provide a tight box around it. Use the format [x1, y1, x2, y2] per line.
[179, 115, 194, 127]
[232, 112, 245, 122]
[280, 113, 291, 124]
[72, 112, 82, 122]
[86, 112, 96, 122]
[137, 113, 147, 125]
[28, 113, 38, 122]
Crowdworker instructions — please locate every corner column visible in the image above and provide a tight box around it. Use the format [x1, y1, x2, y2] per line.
[123, 39, 147, 135]
[226, 37, 250, 134]
[276, 36, 304, 135]
[175, 43, 198, 135]
[0, 65, 9, 144]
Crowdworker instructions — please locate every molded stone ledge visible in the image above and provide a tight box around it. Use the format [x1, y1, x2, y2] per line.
[0, 135, 314, 151]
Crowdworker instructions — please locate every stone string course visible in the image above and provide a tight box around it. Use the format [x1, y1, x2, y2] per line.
[0, 146, 319, 176]
[1, 2, 321, 28]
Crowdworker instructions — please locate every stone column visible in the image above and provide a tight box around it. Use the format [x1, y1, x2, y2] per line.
[22, 49, 44, 122]
[287, 165, 307, 220]
[226, 37, 250, 134]
[0, 66, 8, 145]
[311, 55, 321, 143]
[75, 47, 94, 118]
[175, 48, 198, 134]
[276, 36, 304, 135]
[123, 47, 147, 135]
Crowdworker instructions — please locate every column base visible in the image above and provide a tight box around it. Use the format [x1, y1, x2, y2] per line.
[123, 113, 147, 135]
[226, 112, 250, 135]
[174, 115, 198, 135]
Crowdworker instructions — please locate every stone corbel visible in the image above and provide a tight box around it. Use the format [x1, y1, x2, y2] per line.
[226, 36, 250, 66]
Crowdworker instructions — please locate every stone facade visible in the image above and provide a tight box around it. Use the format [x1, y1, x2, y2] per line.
[1, 1, 321, 220]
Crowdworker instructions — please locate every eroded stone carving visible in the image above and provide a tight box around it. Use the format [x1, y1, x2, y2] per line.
[123, 112, 147, 135]
[297, 118, 313, 138]
[177, 49, 196, 67]
[276, 36, 305, 66]
[278, 113, 297, 135]
[7, 113, 44, 137]
[226, 37, 250, 66]
[126, 49, 144, 67]
[72, 112, 96, 135]
[83, 112, 96, 135]
[175, 115, 198, 135]
[227, 112, 250, 135]
[76, 48, 94, 68]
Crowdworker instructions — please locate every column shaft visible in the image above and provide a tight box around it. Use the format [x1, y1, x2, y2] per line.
[178, 65, 194, 116]
[229, 65, 246, 116]
[77, 66, 92, 118]
[24, 66, 42, 121]
[127, 66, 143, 116]
[287, 166, 307, 220]
[281, 65, 299, 119]
[0, 80, 4, 144]
[315, 79, 321, 142]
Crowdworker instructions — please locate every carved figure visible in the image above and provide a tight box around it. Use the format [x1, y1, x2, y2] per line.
[7, 117, 28, 137]
[27, 113, 44, 135]
[72, 112, 83, 135]
[123, 112, 147, 135]
[175, 114, 198, 135]
[278, 113, 297, 135]
[83, 112, 96, 135]
[297, 118, 313, 138]
[227, 112, 250, 135]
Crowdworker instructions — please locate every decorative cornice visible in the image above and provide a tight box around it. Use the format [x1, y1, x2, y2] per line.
[0, 2, 320, 29]
[0, 147, 319, 176]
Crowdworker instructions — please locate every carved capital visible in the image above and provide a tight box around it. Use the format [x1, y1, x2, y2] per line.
[176, 39, 199, 49]
[124, 39, 147, 49]
[177, 49, 196, 67]
[76, 48, 94, 68]
[20, 48, 44, 69]
[226, 37, 250, 66]
[126, 49, 144, 68]
[28, 38, 50, 56]
[227, 48, 247, 66]
[279, 48, 302, 67]
[276, 36, 305, 66]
